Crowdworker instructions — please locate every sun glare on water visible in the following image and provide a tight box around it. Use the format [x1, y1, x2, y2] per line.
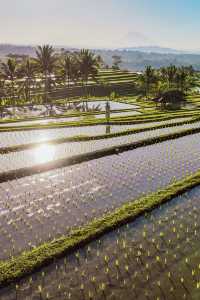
[34, 144, 56, 164]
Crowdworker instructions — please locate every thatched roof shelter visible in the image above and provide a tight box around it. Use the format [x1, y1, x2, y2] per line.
[153, 90, 186, 104]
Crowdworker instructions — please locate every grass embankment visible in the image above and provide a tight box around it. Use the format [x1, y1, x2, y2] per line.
[1, 115, 200, 154]
[1, 170, 200, 287]
[1, 122, 200, 183]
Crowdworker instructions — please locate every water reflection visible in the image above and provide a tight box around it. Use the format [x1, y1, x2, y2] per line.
[33, 144, 56, 164]
[106, 125, 111, 134]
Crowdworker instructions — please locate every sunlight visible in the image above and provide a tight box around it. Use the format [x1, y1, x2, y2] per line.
[33, 144, 56, 164]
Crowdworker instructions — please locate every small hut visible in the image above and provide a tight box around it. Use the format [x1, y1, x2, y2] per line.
[153, 90, 186, 110]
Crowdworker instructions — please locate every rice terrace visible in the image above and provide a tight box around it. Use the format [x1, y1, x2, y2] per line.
[2, 1, 200, 299]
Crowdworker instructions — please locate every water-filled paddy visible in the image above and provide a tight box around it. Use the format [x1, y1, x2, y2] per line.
[1, 185, 200, 299]
[0, 132, 200, 259]
[0, 101, 140, 127]
[74, 100, 139, 110]
[1, 120, 200, 172]
[0, 117, 192, 148]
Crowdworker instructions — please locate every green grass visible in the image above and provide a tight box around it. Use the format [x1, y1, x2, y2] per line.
[1, 170, 200, 287]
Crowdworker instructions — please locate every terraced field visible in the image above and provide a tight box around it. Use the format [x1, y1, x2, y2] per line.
[1, 96, 200, 299]
[1, 119, 200, 174]
[39, 69, 139, 100]
[1, 128, 200, 260]
[1, 186, 199, 299]
[0, 116, 192, 148]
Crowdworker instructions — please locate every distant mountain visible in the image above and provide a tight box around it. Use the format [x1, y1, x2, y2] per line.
[0, 44, 75, 58]
[0, 44, 36, 57]
[1, 43, 200, 71]
[94, 49, 200, 71]
[118, 46, 187, 54]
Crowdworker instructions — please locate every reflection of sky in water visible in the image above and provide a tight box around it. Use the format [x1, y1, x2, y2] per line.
[0, 117, 193, 148]
[34, 144, 56, 164]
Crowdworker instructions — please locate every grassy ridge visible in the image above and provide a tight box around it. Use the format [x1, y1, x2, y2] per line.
[1, 170, 200, 287]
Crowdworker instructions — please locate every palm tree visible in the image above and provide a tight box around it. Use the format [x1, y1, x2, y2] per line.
[35, 45, 57, 107]
[2, 58, 18, 110]
[112, 55, 122, 70]
[139, 66, 157, 99]
[159, 67, 167, 82]
[18, 58, 37, 103]
[0, 74, 6, 117]
[165, 65, 177, 89]
[77, 49, 100, 99]
[175, 67, 193, 93]
[59, 54, 74, 89]
[184, 65, 195, 77]
[96, 55, 105, 69]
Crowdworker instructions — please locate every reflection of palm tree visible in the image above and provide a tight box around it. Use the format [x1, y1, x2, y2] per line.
[105, 101, 111, 123]
[2, 58, 18, 110]
[18, 58, 37, 103]
[35, 45, 57, 107]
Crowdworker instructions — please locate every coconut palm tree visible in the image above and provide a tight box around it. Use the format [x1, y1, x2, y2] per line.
[175, 67, 194, 93]
[18, 58, 37, 103]
[0, 74, 6, 117]
[59, 54, 74, 89]
[184, 65, 195, 77]
[139, 66, 157, 99]
[35, 45, 57, 107]
[112, 55, 122, 70]
[165, 65, 177, 89]
[77, 49, 100, 99]
[2, 58, 18, 110]
[96, 55, 105, 69]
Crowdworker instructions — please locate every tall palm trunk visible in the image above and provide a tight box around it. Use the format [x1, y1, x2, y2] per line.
[44, 71, 48, 104]
[67, 73, 70, 102]
[11, 79, 16, 115]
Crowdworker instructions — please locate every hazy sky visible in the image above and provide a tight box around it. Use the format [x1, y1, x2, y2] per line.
[0, 0, 200, 49]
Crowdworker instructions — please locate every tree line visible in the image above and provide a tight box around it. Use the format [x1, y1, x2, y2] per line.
[0, 45, 197, 110]
[138, 65, 196, 99]
[0, 45, 103, 107]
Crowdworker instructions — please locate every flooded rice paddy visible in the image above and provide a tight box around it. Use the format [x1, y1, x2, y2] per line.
[0, 132, 200, 259]
[0, 99, 200, 300]
[0, 101, 140, 127]
[0, 117, 192, 148]
[0, 120, 200, 172]
[1, 184, 200, 299]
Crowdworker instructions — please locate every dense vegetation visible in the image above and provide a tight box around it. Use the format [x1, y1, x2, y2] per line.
[0, 44, 197, 118]
[138, 65, 195, 99]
